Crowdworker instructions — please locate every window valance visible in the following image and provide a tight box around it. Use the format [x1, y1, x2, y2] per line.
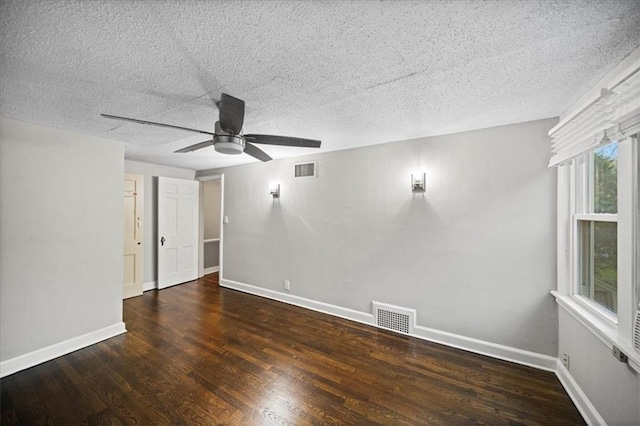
[549, 54, 640, 167]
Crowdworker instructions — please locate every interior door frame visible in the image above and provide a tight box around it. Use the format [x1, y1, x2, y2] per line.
[123, 173, 144, 299]
[197, 173, 224, 280]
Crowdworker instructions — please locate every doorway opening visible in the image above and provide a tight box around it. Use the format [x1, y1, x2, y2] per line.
[199, 174, 223, 279]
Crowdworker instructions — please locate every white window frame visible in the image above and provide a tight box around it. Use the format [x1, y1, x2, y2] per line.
[554, 135, 639, 372]
[550, 48, 640, 370]
[570, 146, 619, 324]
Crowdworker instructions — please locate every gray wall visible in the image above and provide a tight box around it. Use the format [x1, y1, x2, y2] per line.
[124, 160, 195, 285]
[559, 309, 639, 424]
[0, 117, 124, 362]
[203, 180, 221, 240]
[203, 118, 559, 356]
[204, 242, 220, 269]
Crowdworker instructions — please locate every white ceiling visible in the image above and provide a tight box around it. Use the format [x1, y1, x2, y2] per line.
[1, 1, 639, 171]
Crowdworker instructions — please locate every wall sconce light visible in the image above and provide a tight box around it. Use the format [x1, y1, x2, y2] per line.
[269, 183, 280, 198]
[411, 173, 426, 193]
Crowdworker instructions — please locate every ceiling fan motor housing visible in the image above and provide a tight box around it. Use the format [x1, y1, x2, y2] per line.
[101, 94, 320, 161]
[214, 134, 245, 155]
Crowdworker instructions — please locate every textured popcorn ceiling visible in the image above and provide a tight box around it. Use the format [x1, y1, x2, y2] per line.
[1, 1, 639, 171]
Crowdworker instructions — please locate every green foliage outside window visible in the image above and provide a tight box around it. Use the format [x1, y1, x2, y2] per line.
[593, 143, 617, 214]
[579, 142, 618, 314]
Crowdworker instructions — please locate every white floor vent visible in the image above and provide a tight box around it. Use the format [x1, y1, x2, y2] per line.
[372, 302, 415, 335]
[634, 305, 640, 353]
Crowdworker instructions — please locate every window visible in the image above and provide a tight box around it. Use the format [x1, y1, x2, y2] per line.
[574, 143, 618, 316]
[550, 54, 639, 366]
[574, 142, 620, 316]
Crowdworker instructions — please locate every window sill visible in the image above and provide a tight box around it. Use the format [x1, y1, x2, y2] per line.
[551, 290, 640, 373]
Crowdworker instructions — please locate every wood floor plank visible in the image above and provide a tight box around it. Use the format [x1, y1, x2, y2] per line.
[0, 274, 585, 425]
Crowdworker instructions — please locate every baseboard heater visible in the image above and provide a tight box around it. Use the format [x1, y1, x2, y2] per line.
[372, 301, 416, 335]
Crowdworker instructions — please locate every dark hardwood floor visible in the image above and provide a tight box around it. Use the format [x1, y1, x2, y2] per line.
[1, 274, 584, 425]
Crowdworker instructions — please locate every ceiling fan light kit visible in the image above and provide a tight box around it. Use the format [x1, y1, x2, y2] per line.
[102, 93, 321, 162]
[214, 135, 245, 155]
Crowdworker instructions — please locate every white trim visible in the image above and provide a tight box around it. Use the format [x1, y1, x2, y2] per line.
[617, 138, 638, 350]
[196, 173, 222, 182]
[143, 280, 157, 292]
[0, 322, 126, 378]
[197, 173, 223, 278]
[557, 165, 572, 295]
[633, 135, 640, 327]
[411, 324, 557, 372]
[574, 213, 618, 222]
[220, 279, 374, 325]
[552, 291, 640, 373]
[572, 294, 618, 326]
[204, 266, 219, 275]
[219, 174, 224, 281]
[634, 137, 640, 341]
[221, 278, 557, 372]
[555, 359, 606, 426]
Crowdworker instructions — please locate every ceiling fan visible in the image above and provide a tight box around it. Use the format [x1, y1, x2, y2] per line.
[101, 93, 321, 162]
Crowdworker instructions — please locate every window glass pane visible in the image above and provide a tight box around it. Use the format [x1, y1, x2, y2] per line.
[578, 220, 617, 313]
[593, 142, 617, 214]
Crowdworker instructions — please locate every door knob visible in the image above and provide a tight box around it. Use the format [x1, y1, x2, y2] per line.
[161, 236, 165, 246]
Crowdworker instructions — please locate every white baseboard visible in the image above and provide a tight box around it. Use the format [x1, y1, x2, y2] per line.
[220, 279, 556, 372]
[143, 280, 157, 292]
[411, 324, 558, 371]
[555, 360, 605, 426]
[0, 322, 127, 378]
[204, 266, 220, 275]
[221, 279, 375, 325]
[221, 278, 606, 425]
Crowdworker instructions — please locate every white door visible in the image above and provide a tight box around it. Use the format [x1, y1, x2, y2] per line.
[123, 173, 144, 299]
[158, 177, 199, 289]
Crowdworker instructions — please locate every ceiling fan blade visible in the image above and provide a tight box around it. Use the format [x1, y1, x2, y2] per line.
[244, 134, 321, 148]
[174, 140, 214, 153]
[217, 93, 244, 134]
[244, 141, 272, 162]
[101, 114, 215, 136]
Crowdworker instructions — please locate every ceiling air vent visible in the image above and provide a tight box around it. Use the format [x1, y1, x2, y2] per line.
[294, 161, 316, 178]
[372, 302, 415, 335]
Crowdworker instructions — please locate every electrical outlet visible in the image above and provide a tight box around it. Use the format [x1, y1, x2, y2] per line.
[561, 353, 570, 370]
[612, 346, 628, 363]
[284, 280, 290, 291]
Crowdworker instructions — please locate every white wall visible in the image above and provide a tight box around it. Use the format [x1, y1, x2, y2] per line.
[202, 118, 559, 356]
[0, 117, 124, 363]
[124, 160, 195, 286]
[559, 309, 639, 424]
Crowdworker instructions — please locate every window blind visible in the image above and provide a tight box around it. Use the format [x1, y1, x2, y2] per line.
[548, 58, 640, 167]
